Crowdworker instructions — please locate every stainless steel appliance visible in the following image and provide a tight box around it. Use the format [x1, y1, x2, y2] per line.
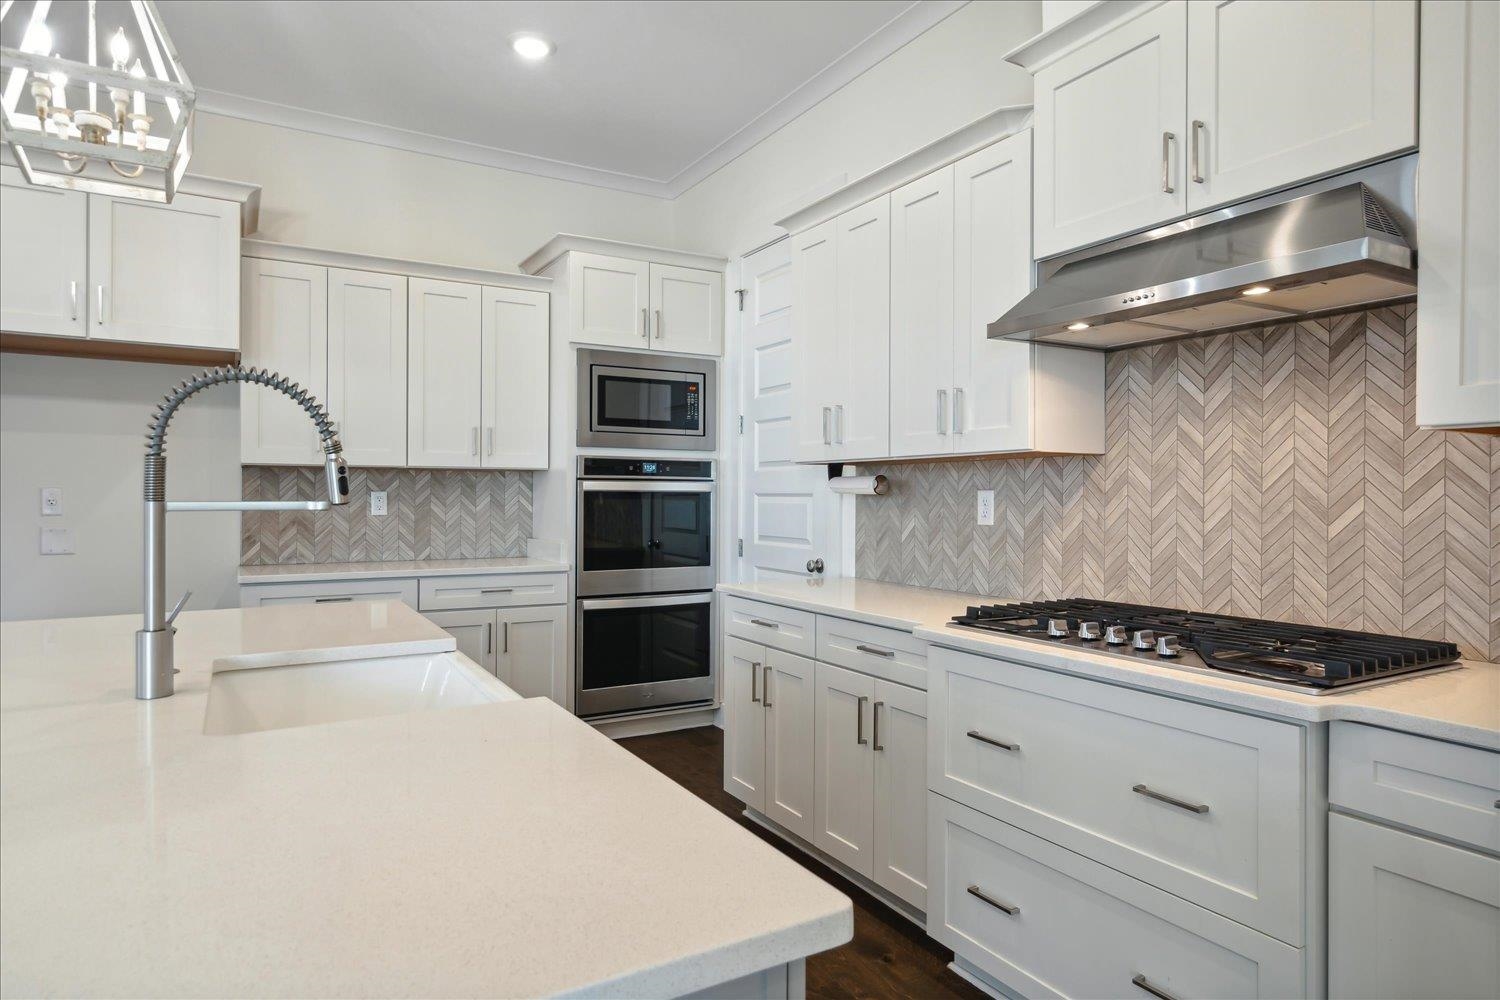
[950, 598, 1460, 693]
[577, 348, 716, 450]
[991, 155, 1418, 350]
[574, 457, 715, 718]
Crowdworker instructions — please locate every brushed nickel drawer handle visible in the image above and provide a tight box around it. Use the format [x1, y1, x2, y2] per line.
[480, 588, 514, 594]
[856, 695, 868, 745]
[313, 596, 353, 603]
[1133, 783, 1209, 815]
[750, 618, 780, 629]
[966, 885, 1018, 916]
[856, 643, 895, 658]
[763, 664, 772, 708]
[1132, 974, 1180, 1000]
[750, 661, 760, 703]
[967, 730, 1019, 752]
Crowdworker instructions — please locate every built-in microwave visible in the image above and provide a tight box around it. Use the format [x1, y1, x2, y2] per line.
[576, 348, 716, 451]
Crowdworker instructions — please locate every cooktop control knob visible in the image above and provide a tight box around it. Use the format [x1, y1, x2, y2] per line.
[1046, 618, 1070, 638]
[1156, 635, 1181, 658]
[1132, 629, 1156, 650]
[1077, 621, 1102, 641]
[1105, 625, 1129, 645]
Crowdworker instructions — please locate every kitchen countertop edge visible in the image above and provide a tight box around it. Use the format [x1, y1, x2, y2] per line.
[239, 556, 570, 584]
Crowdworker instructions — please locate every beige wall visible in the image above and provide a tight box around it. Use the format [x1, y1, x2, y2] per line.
[670, 1, 1042, 258]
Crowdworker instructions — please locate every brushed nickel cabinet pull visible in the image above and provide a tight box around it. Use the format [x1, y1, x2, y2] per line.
[967, 730, 1019, 752]
[750, 618, 780, 629]
[856, 695, 868, 745]
[641, 307, 648, 339]
[1190, 120, 1205, 183]
[471, 426, 479, 456]
[502, 621, 509, 654]
[750, 661, 760, 703]
[762, 664, 772, 708]
[822, 406, 831, 445]
[834, 404, 844, 444]
[953, 387, 964, 433]
[1132, 974, 1180, 1000]
[872, 700, 884, 751]
[485, 427, 495, 456]
[966, 885, 1018, 915]
[96, 284, 105, 324]
[1161, 131, 1176, 194]
[654, 308, 662, 339]
[1133, 783, 1209, 814]
[314, 596, 353, 603]
[481, 588, 514, 594]
[485, 621, 493, 655]
[856, 643, 895, 658]
[69, 280, 78, 321]
[937, 388, 948, 434]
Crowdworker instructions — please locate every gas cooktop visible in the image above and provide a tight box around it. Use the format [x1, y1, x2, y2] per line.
[949, 598, 1462, 693]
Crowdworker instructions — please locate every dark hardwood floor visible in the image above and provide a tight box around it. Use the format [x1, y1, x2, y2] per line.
[617, 726, 988, 1000]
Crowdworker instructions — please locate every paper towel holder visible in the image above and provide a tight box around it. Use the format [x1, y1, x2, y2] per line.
[826, 464, 890, 496]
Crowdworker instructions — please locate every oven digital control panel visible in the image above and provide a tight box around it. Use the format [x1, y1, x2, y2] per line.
[579, 457, 713, 480]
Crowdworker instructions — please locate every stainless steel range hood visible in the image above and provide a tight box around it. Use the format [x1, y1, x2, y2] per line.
[991, 156, 1418, 349]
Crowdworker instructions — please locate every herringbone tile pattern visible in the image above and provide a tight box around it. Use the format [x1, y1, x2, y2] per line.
[241, 467, 532, 565]
[857, 305, 1500, 662]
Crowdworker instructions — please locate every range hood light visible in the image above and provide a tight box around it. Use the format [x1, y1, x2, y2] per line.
[1242, 285, 1272, 296]
[1067, 322, 1091, 331]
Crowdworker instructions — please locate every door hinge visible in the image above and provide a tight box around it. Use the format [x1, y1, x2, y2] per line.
[737, 538, 744, 557]
[735, 288, 747, 311]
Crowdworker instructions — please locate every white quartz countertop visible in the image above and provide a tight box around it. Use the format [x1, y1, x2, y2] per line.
[0, 603, 851, 998]
[719, 579, 1500, 751]
[239, 556, 570, 584]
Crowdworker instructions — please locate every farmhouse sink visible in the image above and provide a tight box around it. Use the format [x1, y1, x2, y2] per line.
[203, 651, 519, 735]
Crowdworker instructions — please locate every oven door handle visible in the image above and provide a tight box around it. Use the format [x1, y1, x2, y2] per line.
[579, 593, 714, 611]
[578, 480, 714, 493]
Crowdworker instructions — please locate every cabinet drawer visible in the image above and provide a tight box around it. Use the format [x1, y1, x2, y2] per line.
[239, 578, 418, 608]
[929, 646, 1306, 943]
[417, 572, 566, 611]
[1330, 722, 1500, 854]
[722, 597, 815, 657]
[930, 794, 1304, 1000]
[817, 615, 927, 689]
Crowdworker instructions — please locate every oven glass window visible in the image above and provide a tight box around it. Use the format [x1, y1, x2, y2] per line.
[596, 373, 700, 432]
[581, 491, 653, 572]
[653, 492, 711, 569]
[579, 600, 711, 692]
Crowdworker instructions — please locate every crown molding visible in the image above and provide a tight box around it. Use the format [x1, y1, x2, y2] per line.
[1002, 0, 1165, 73]
[194, 0, 969, 201]
[519, 234, 728, 277]
[243, 238, 552, 292]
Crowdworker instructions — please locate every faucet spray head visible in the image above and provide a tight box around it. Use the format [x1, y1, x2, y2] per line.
[324, 449, 350, 506]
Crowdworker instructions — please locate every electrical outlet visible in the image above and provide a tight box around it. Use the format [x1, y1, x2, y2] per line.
[40, 527, 74, 554]
[40, 487, 63, 517]
[977, 489, 995, 526]
[369, 490, 388, 516]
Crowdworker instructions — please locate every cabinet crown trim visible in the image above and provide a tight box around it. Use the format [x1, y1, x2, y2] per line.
[1002, 0, 1167, 73]
[774, 106, 1033, 235]
[519, 234, 728, 276]
[1, 162, 261, 235]
[241, 238, 552, 292]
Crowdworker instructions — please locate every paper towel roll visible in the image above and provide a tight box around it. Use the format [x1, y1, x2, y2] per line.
[828, 475, 889, 496]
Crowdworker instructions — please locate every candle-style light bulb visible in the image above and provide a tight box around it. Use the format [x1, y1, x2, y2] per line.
[109, 28, 131, 69]
[130, 61, 146, 116]
[49, 69, 67, 110]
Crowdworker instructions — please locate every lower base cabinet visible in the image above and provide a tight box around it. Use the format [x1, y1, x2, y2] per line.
[426, 605, 566, 703]
[1328, 811, 1500, 999]
[723, 637, 816, 840]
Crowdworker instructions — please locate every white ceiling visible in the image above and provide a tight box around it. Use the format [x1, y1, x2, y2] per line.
[154, 0, 965, 197]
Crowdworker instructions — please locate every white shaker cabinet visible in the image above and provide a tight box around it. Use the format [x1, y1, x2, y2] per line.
[495, 604, 567, 703]
[832, 196, 891, 461]
[649, 262, 723, 355]
[426, 608, 498, 676]
[722, 637, 817, 842]
[0, 167, 87, 338]
[407, 277, 483, 468]
[814, 660, 877, 876]
[327, 268, 408, 468]
[1416, 0, 1500, 430]
[1185, 0, 1417, 212]
[87, 191, 240, 350]
[568, 251, 651, 349]
[1032, 1, 1187, 258]
[889, 167, 956, 459]
[240, 258, 328, 466]
[791, 220, 839, 464]
[724, 636, 769, 810]
[871, 678, 928, 911]
[480, 286, 549, 470]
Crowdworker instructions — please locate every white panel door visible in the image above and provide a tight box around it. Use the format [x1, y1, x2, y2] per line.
[1329, 812, 1500, 999]
[736, 241, 836, 583]
[1186, 0, 1418, 212]
[790, 221, 838, 464]
[764, 647, 816, 840]
[872, 678, 927, 911]
[496, 604, 566, 703]
[569, 252, 650, 349]
[954, 132, 1036, 454]
[723, 636, 767, 810]
[240, 259, 327, 466]
[1034, 0, 1188, 257]
[425, 609, 497, 676]
[1416, 0, 1500, 430]
[833, 196, 891, 461]
[650, 263, 723, 355]
[327, 268, 407, 468]
[0, 166, 87, 338]
[87, 191, 239, 349]
[814, 659, 876, 877]
[480, 286, 550, 470]
[407, 278, 482, 468]
[889, 167, 956, 458]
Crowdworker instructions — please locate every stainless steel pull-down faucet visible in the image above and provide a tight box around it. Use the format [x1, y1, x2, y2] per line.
[137, 365, 350, 700]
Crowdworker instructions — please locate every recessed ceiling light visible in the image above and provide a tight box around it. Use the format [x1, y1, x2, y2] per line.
[1067, 322, 1091, 331]
[510, 33, 553, 60]
[1242, 285, 1272, 296]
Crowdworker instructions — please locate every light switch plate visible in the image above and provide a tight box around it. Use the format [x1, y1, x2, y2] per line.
[40, 487, 62, 516]
[369, 490, 388, 516]
[977, 490, 995, 526]
[40, 527, 74, 554]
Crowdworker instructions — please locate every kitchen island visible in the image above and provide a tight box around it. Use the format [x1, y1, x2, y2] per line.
[0, 601, 851, 998]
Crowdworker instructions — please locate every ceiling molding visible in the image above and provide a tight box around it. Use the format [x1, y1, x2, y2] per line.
[192, 0, 970, 202]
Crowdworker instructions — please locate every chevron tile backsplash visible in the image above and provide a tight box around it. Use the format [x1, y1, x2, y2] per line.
[856, 305, 1500, 662]
[241, 467, 532, 565]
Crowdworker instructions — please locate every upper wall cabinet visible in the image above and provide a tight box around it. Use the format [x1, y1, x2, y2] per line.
[1020, 0, 1418, 259]
[328, 268, 408, 467]
[1415, 0, 1500, 431]
[0, 166, 253, 353]
[241, 258, 328, 466]
[520, 236, 729, 357]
